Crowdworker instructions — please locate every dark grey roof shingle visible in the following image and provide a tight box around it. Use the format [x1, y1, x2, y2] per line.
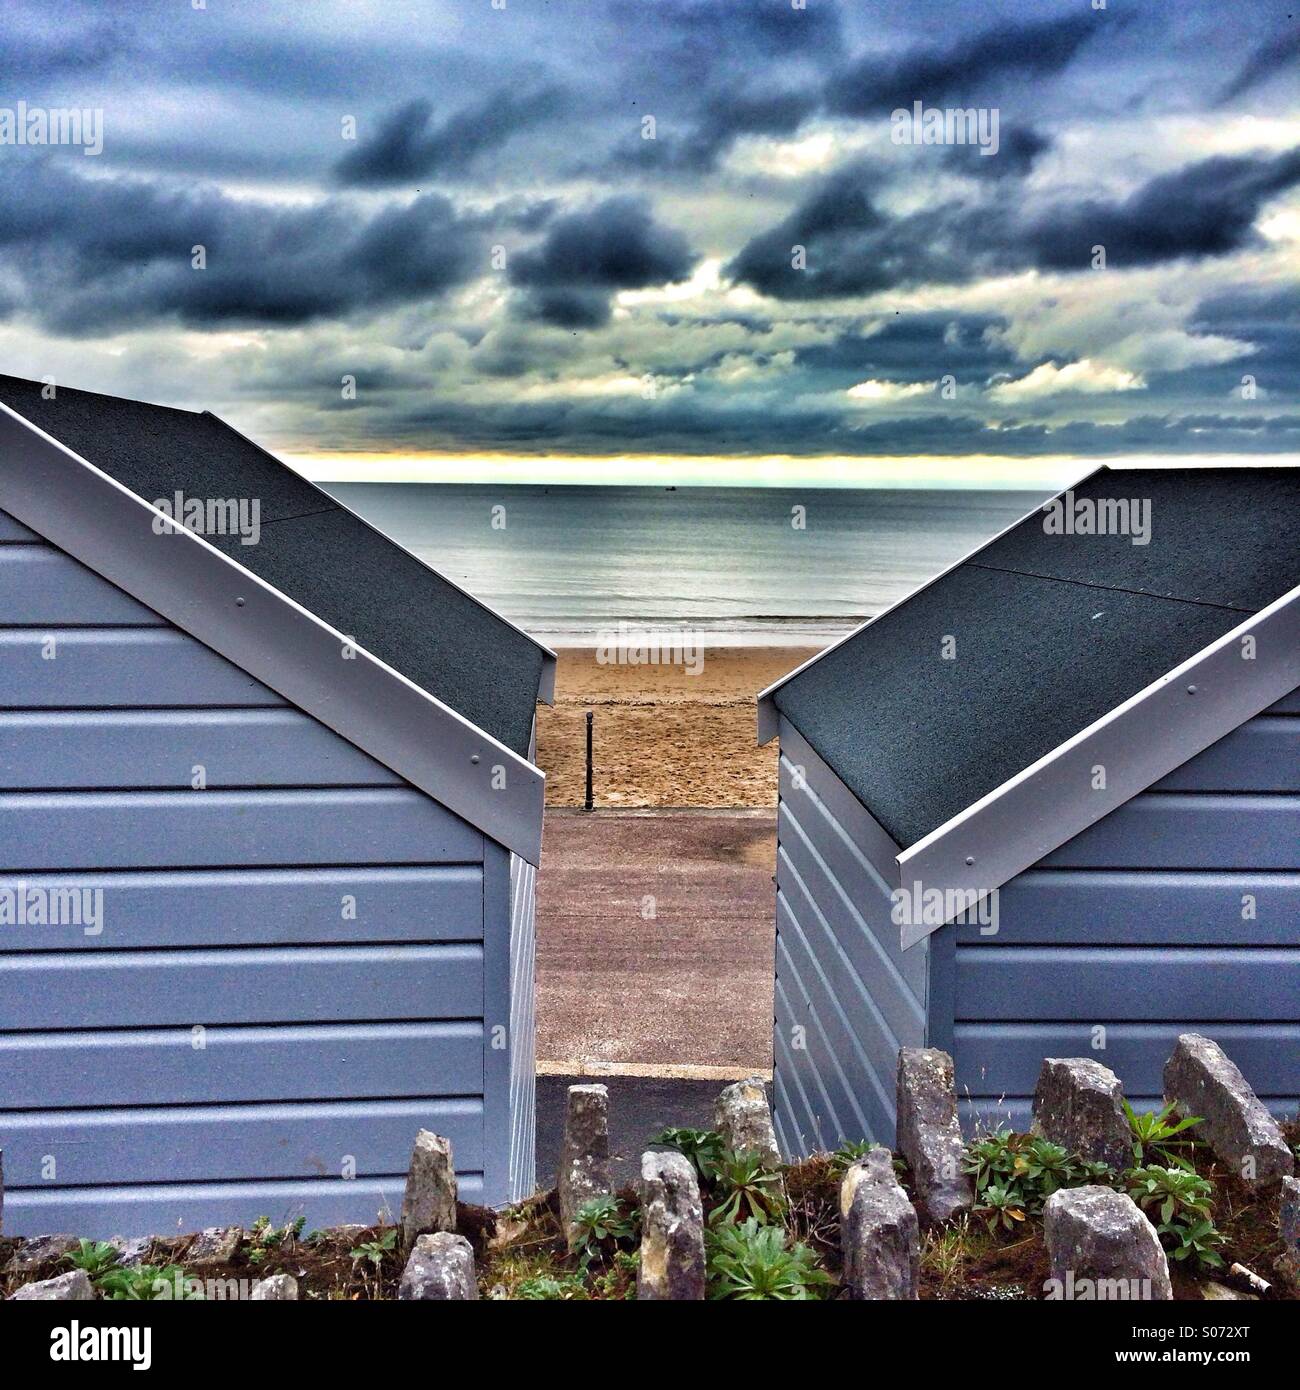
[771, 465, 1300, 849]
[0, 374, 546, 758]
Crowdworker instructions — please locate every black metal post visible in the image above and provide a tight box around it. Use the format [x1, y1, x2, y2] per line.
[584, 709, 594, 812]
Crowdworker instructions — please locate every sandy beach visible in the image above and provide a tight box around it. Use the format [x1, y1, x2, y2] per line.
[536, 646, 818, 807]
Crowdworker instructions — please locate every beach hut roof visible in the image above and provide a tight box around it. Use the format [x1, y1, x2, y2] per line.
[759, 464, 1300, 944]
[0, 374, 554, 863]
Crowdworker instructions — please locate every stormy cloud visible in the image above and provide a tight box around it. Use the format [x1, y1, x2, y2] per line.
[334, 89, 565, 186]
[823, 14, 1103, 117]
[1022, 148, 1300, 270]
[508, 197, 697, 327]
[0, 0, 1294, 463]
[0, 161, 490, 334]
[730, 148, 1300, 298]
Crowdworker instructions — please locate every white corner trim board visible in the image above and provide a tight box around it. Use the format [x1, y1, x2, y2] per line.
[894, 582, 1300, 950]
[0, 403, 546, 865]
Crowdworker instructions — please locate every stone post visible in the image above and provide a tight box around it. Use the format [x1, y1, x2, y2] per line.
[400, 1130, 458, 1248]
[714, 1075, 781, 1167]
[840, 1147, 919, 1300]
[638, 1151, 706, 1300]
[557, 1084, 612, 1248]
[896, 1047, 973, 1222]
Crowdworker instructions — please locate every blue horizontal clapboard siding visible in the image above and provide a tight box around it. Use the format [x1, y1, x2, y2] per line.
[0, 866, 484, 950]
[0, 944, 484, 1028]
[2, 1098, 485, 1187]
[952, 1024, 1300, 1105]
[953, 869, 1300, 945]
[11, 1175, 485, 1237]
[0, 511, 535, 1235]
[0, 788, 482, 869]
[773, 692, 1300, 1159]
[0, 1022, 485, 1109]
[945, 690, 1300, 1133]
[0, 511, 38, 542]
[0, 629, 278, 706]
[0, 709, 405, 788]
[0, 546, 164, 624]
[1039, 793, 1300, 870]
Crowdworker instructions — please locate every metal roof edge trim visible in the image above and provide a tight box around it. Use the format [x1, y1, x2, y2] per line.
[0, 402, 545, 864]
[893, 581, 1300, 949]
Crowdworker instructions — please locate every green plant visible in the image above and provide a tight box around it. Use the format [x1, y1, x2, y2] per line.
[1127, 1164, 1213, 1225]
[1161, 1216, 1226, 1270]
[1124, 1100, 1202, 1167]
[516, 1273, 589, 1300]
[95, 1263, 198, 1301]
[827, 1139, 874, 1177]
[964, 1128, 1019, 1190]
[349, 1228, 398, 1272]
[593, 1249, 640, 1300]
[571, 1195, 638, 1271]
[1074, 1157, 1120, 1184]
[709, 1150, 787, 1226]
[1126, 1164, 1223, 1269]
[1014, 1138, 1076, 1198]
[972, 1181, 1027, 1233]
[964, 1129, 1115, 1225]
[65, 1238, 197, 1300]
[246, 1214, 305, 1264]
[706, 1218, 831, 1300]
[65, 1239, 122, 1279]
[651, 1126, 726, 1185]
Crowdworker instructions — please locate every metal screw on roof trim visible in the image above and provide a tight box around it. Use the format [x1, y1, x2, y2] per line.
[235, 596, 245, 606]
[1187, 684, 1198, 693]
[471, 754, 481, 764]
[965, 856, 975, 865]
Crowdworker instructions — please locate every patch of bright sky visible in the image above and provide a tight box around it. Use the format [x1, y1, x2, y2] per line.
[284, 451, 1281, 489]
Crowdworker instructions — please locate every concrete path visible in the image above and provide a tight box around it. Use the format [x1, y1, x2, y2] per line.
[535, 808, 776, 1078]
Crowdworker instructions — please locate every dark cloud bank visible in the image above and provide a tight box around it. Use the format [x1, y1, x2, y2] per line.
[0, 0, 1296, 458]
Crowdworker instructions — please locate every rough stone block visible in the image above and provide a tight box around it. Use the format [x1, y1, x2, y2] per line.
[714, 1075, 781, 1168]
[1164, 1034, 1294, 1185]
[1043, 1186, 1172, 1300]
[398, 1231, 478, 1300]
[400, 1129, 458, 1248]
[638, 1151, 705, 1300]
[840, 1147, 919, 1300]
[557, 1084, 611, 1248]
[1032, 1057, 1131, 1171]
[1279, 1175, 1300, 1280]
[896, 1047, 973, 1222]
[9, 1269, 96, 1301]
[5, 1234, 79, 1274]
[186, 1226, 242, 1268]
[108, 1236, 154, 1267]
[250, 1273, 299, 1301]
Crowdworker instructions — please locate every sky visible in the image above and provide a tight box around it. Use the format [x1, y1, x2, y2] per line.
[1, 0, 1298, 485]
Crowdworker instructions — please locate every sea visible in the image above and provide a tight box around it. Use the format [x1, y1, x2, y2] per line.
[326, 483, 1050, 648]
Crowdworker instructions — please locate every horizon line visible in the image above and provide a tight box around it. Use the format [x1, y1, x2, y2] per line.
[286, 451, 1298, 489]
